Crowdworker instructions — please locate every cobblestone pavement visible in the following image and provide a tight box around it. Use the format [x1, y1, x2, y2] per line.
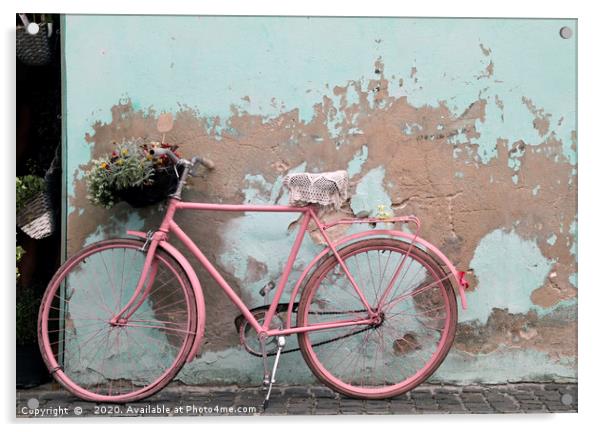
[16, 382, 577, 417]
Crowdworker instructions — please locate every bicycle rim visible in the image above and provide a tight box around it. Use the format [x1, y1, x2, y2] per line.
[38, 239, 197, 403]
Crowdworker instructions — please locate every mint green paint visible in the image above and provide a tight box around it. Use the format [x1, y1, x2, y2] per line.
[569, 273, 577, 288]
[507, 146, 526, 171]
[461, 229, 554, 323]
[347, 145, 368, 178]
[83, 212, 145, 246]
[569, 219, 578, 258]
[403, 123, 423, 135]
[531, 298, 577, 319]
[433, 347, 575, 384]
[179, 346, 315, 385]
[350, 166, 392, 217]
[547, 234, 557, 246]
[218, 162, 319, 304]
[532, 185, 541, 196]
[241, 174, 273, 205]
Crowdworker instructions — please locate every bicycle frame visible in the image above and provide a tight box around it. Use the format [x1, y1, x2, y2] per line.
[117, 196, 468, 362]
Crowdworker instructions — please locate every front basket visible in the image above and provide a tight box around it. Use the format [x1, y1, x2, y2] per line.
[117, 166, 180, 208]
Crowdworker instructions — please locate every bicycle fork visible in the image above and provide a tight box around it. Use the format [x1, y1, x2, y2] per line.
[261, 334, 286, 410]
[110, 231, 161, 326]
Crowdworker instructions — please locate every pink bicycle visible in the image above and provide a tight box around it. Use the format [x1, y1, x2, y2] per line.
[38, 149, 469, 406]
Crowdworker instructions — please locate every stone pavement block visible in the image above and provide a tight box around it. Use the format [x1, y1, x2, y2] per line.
[365, 400, 390, 414]
[438, 404, 468, 414]
[543, 402, 576, 412]
[518, 402, 548, 413]
[463, 402, 493, 414]
[461, 393, 488, 402]
[489, 402, 520, 413]
[538, 391, 562, 402]
[410, 389, 434, 397]
[515, 384, 545, 391]
[235, 393, 263, 405]
[180, 395, 213, 405]
[314, 398, 340, 415]
[310, 386, 337, 398]
[390, 400, 416, 414]
[433, 386, 462, 394]
[465, 407, 494, 414]
[434, 394, 462, 403]
[340, 398, 366, 414]
[544, 383, 574, 391]
[262, 402, 288, 415]
[461, 385, 487, 393]
[513, 392, 536, 401]
[341, 406, 365, 415]
[287, 397, 314, 415]
[283, 386, 311, 397]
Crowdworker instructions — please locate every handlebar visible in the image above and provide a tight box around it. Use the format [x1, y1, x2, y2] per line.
[149, 147, 215, 171]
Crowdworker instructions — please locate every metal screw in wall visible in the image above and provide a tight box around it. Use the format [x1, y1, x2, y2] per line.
[559, 26, 573, 39]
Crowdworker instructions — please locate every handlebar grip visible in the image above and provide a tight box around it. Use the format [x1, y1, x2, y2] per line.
[149, 147, 180, 164]
[199, 157, 215, 170]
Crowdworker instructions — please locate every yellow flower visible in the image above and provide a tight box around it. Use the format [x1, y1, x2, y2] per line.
[100, 162, 108, 169]
[116, 159, 124, 166]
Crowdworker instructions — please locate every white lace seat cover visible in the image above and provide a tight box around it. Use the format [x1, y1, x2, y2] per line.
[283, 170, 349, 209]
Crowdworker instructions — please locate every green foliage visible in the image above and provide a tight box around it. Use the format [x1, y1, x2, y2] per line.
[16, 245, 25, 279]
[16, 175, 46, 211]
[16, 286, 39, 345]
[86, 140, 156, 208]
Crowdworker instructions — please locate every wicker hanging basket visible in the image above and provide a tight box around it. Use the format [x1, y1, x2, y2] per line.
[17, 146, 60, 240]
[17, 192, 55, 240]
[16, 21, 52, 66]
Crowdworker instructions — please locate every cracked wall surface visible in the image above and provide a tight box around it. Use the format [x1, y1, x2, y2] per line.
[63, 15, 577, 384]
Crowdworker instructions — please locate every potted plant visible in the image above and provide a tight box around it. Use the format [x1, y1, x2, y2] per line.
[16, 174, 55, 239]
[86, 139, 182, 208]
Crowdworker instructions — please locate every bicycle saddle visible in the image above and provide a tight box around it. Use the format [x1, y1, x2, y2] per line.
[283, 170, 349, 209]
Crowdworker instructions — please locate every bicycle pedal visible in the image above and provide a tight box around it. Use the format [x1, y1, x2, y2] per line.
[259, 280, 275, 297]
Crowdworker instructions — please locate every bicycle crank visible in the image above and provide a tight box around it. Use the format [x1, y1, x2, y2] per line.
[235, 303, 371, 357]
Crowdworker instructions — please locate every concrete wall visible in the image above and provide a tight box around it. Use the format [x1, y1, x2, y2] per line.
[63, 15, 577, 384]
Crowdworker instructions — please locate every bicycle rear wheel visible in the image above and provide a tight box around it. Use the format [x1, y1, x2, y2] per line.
[297, 238, 457, 399]
[38, 239, 198, 403]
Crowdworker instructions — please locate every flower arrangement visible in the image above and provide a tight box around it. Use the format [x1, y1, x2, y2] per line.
[86, 139, 182, 208]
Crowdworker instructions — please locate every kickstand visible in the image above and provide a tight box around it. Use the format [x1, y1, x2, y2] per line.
[262, 336, 286, 410]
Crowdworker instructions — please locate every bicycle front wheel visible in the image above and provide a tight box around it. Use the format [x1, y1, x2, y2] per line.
[38, 239, 198, 403]
[297, 238, 457, 399]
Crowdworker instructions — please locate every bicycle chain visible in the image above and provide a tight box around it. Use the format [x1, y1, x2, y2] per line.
[247, 309, 373, 358]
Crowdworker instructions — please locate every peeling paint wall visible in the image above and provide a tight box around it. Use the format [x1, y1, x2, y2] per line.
[63, 15, 577, 384]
